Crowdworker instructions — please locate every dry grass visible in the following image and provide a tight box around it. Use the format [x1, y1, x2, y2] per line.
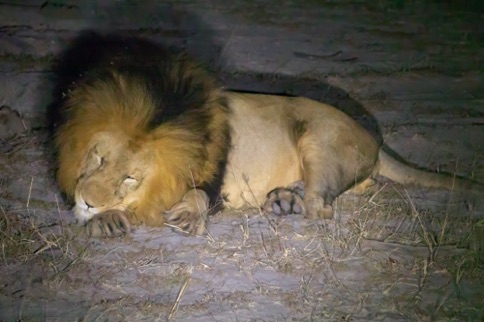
[1, 157, 482, 320]
[1, 108, 482, 321]
[0, 0, 483, 319]
[2, 208, 65, 264]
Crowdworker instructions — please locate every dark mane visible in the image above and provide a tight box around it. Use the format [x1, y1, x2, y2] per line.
[52, 31, 219, 131]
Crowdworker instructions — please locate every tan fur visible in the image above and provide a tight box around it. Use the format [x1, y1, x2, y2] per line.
[220, 92, 381, 219]
[56, 64, 483, 238]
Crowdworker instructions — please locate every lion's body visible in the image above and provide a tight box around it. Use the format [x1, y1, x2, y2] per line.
[220, 92, 378, 209]
[55, 37, 483, 237]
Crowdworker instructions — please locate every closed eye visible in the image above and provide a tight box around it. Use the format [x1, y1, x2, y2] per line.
[96, 155, 105, 166]
[124, 176, 138, 184]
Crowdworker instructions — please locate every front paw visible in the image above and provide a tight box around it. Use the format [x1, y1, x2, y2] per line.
[85, 210, 131, 238]
[164, 189, 209, 236]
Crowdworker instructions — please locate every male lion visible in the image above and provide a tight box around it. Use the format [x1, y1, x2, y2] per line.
[55, 37, 483, 238]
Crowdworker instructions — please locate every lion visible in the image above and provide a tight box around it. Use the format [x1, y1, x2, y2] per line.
[55, 39, 483, 238]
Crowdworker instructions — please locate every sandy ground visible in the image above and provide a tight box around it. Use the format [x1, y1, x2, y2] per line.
[1, 1, 483, 321]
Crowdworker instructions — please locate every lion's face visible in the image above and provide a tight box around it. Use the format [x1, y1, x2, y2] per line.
[74, 132, 155, 224]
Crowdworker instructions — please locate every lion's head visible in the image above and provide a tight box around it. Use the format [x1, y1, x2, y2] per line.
[72, 131, 156, 224]
[54, 44, 228, 229]
[57, 123, 208, 226]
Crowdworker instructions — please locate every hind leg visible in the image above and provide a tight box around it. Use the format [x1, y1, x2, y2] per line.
[296, 141, 345, 219]
[262, 156, 373, 219]
[262, 149, 353, 219]
[262, 126, 378, 219]
[262, 178, 336, 219]
[297, 132, 377, 219]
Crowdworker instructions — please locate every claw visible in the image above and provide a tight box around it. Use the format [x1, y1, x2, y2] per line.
[86, 209, 131, 238]
[164, 189, 210, 236]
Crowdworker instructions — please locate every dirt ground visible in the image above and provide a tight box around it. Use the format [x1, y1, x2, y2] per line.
[1, 1, 483, 321]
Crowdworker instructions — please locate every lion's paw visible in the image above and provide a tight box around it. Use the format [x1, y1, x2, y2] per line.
[164, 189, 209, 236]
[305, 197, 334, 219]
[86, 209, 131, 238]
[263, 185, 306, 216]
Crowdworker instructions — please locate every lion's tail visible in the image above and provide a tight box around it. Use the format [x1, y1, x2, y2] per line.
[377, 150, 484, 193]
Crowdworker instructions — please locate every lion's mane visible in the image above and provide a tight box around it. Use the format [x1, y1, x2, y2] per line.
[55, 36, 229, 226]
